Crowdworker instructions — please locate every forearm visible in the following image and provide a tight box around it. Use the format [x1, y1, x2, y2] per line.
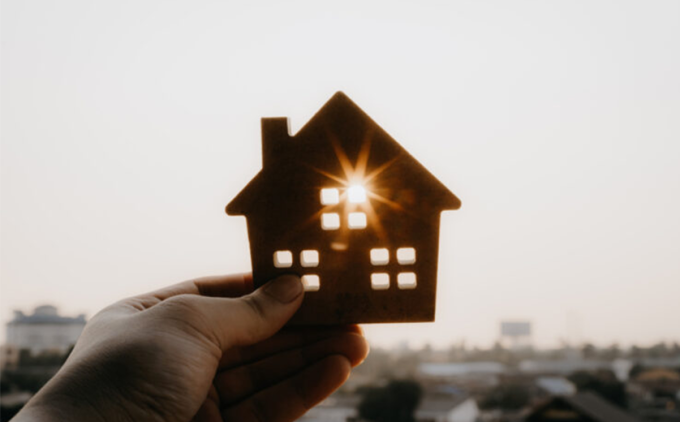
[13, 362, 128, 422]
[14, 383, 109, 422]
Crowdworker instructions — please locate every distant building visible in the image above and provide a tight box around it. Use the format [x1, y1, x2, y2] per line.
[6, 305, 86, 354]
[535, 377, 577, 397]
[416, 395, 479, 422]
[519, 359, 611, 375]
[418, 362, 507, 390]
[300, 392, 479, 422]
[500, 321, 532, 350]
[633, 368, 680, 398]
[419, 362, 507, 378]
[525, 391, 640, 422]
[0, 344, 20, 370]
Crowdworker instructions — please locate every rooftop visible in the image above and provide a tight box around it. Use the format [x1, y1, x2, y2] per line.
[9, 305, 86, 325]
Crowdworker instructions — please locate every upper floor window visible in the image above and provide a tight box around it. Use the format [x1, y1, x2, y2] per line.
[320, 188, 340, 205]
[347, 185, 367, 203]
[319, 186, 368, 230]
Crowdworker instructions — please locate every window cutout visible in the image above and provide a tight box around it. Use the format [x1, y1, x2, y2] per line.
[273, 250, 293, 268]
[301, 275, 320, 292]
[398, 272, 417, 289]
[397, 247, 416, 265]
[348, 185, 367, 203]
[370, 248, 389, 266]
[321, 213, 340, 230]
[320, 188, 339, 205]
[348, 212, 367, 229]
[300, 250, 319, 267]
[371, 273, 390, 290]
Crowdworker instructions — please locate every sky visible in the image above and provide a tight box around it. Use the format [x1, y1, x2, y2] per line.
[2, 0, 679, 349]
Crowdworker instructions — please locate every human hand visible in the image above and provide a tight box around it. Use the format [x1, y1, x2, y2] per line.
[15, 274, 369, 422]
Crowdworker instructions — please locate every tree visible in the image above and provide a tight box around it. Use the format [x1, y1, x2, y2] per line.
[358, 380, 423, 422]
[568, 370, 627, 408]
[629, 363, 646, 380]
[581, 343, 597, 359]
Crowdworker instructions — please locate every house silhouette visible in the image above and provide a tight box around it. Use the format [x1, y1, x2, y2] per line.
[227, 92, 460, 324]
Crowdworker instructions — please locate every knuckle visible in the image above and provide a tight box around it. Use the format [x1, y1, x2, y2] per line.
[161, 295, 199, 315]
[155, 296, 210, 338]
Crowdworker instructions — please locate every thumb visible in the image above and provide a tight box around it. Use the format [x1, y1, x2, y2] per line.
[187, 274, 304, 350]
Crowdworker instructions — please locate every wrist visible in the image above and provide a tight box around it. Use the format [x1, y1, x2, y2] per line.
[14, 363, 123, 422]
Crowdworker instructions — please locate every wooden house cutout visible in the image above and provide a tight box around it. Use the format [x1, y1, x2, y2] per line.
[227, 92, 461, 324]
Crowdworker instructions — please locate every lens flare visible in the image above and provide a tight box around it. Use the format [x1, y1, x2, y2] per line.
[348, 185, 367, 203]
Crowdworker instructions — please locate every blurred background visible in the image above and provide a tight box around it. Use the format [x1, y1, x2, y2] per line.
[2, 1, 679, 421]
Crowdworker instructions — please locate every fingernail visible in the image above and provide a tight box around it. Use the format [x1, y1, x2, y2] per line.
[264, 275, 303, 303]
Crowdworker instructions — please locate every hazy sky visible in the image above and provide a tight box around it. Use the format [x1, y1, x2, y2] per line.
[2, 0, 679, 349]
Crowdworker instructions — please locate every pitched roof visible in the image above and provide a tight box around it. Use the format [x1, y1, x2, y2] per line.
[530, 392, 640, 422]
[564, 392, 640, 422]
[417, 396, 471, 413]
[227, 92, 460, 215]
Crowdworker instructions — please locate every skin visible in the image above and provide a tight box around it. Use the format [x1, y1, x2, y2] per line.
[13, 274, 369, 422]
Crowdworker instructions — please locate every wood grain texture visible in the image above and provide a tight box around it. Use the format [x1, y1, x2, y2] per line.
[227, 92, 460, 324]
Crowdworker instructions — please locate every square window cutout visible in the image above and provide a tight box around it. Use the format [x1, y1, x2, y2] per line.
[300, 250, 319, 267]
[371, 273, 390, 290]
[321, 213, 340, 230]
[398, 272, 417, 289]
[348, 185, 367, 203]
[301, 275, 320, 292]
[273, 250, 293, 268]
[370, 248, 389, 266]
[397, 247, 416, 265]
[348, 212, 367, 229]
[320, 188, 339, 205]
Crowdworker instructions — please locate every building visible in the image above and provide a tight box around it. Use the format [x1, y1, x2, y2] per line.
[535, 377, 577, 397]
[5, 305, 86, 354]
[0, 344, 20, 370]
[500, 321, 532, 350]
[418, 362, 507, 390]
[416, 395, 480, 422]
[525, 392, 640, 422]
[300, 392, 479, 422]
[420, 362, 508, 378]
[227, 92, 461, 324]
[518, 359, 611, 376]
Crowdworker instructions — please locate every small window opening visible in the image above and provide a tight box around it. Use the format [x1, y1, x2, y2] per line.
[348, 212, 367, 229]
[371, 273, 390, 290]
[348, 185, 367, 203]
[398, 272, 417, 289]
[320, 188, 339, 205]
[273, 250, 293, 268]
[302, 275, 320, 292]
[300, 250, 319, 267]
[321, 213, 340, 230]
[397, 247, 416, 265]
[370, 248, 389, 266]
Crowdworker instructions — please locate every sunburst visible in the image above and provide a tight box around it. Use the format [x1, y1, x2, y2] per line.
[300, 130, 406, 242]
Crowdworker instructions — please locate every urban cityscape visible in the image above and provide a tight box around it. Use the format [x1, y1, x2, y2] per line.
[1, 305, 678, 421]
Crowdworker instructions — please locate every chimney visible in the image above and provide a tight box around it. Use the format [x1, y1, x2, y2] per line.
[261, 117, 291, 167]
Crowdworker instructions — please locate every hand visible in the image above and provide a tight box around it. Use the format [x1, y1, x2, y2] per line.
[15, 274, 369, 422]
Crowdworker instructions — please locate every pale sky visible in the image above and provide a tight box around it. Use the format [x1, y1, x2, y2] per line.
[2, 0, 679, 349]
